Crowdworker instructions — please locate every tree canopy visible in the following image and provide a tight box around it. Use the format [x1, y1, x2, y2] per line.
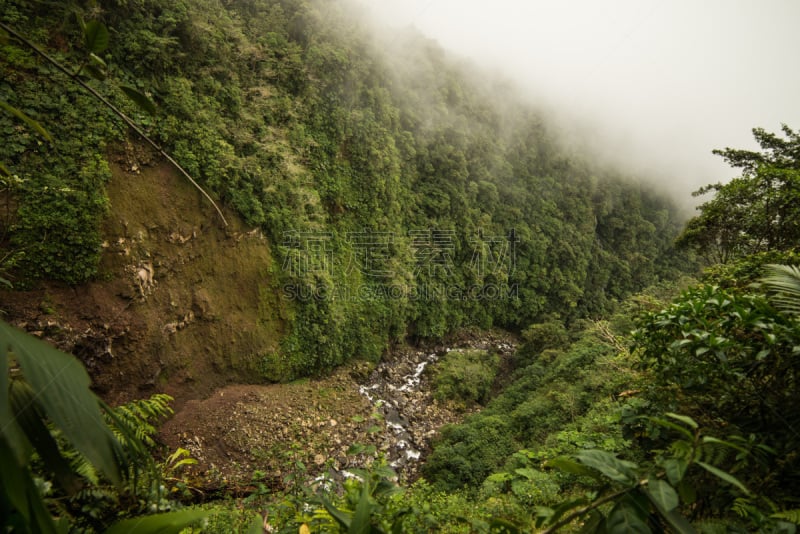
[678, 125, 800, 262]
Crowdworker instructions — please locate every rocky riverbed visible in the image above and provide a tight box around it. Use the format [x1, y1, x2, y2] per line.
[158, 329, 518, 491]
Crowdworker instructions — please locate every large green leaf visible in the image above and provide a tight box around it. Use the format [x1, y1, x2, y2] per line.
[83, 20, 109, 54]
[643, 482, 698, 534]
[1, 341, 32, 465]
[0, 435, 31, 525]
[0, 321, 124, 485]
[665, 413, 698, 430]
[319, 495, 352, 531]
[761, 264, 800, 316]
[0, 100, 53, 142]
[662, 458, 688, 486]
[104, 510, 209, 534]
[606, 499, 651, 534]
[772, 509, 800, 525]
[646, 479, 679, 512]
[547, 456, 601, 480]
[350, 482, 373, 534]
[575, 450, 638, 485]
[9, 380, 81, 495]
[576, 510, 605, 534]
[696, 461, 750, 495]
[648, 417, 694, 440]
[0, 435, 60, 534]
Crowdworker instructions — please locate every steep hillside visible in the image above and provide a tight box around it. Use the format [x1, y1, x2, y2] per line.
[0, 142, 283, 404]
[0, 0, 691, 393]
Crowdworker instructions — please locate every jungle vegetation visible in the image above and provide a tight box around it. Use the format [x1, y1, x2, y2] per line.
[1, 0, 688, 379]
[2, 0, 799, 532]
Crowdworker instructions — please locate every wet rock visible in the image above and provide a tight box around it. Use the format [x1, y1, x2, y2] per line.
[356, 330, 518, 480]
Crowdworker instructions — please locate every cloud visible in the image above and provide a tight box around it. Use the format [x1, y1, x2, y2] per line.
[358, 0, 800, 205]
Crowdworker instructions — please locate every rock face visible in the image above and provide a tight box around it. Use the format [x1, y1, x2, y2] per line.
[0, 152, 284, 407]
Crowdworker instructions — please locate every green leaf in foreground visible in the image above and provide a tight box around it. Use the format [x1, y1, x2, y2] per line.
[606, 498, 651, 534]
[772, 509, 800, 525]
[646, 479, 679, 512]
[0, 321, 124, 486]
[575, 450, 638, 484]
[662, 458, 688, 486]
[83, 20, 109, 54]
[104, 509, 210, 534]
[547, 456, 602, 480]
[696, 461, 750, 495]
[665, 412, 699, 430]
[0, 100, 53, 142]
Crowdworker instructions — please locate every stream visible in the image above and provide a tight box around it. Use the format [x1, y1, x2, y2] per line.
[356, 334, 517, 479]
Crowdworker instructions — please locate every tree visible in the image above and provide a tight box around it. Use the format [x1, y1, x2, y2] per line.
[677, 125, 800, 262]
[631, 267, 800, 514]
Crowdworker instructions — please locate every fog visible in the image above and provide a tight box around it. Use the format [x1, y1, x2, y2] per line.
[360, 0, 800, 206]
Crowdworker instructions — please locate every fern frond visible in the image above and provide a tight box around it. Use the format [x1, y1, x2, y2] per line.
[772, 509, 800, 525]
[106, 394, 174, 449]
[761, 264, 800, 316]
[69, 452, 100, 486]
[699, 441, 734, 466]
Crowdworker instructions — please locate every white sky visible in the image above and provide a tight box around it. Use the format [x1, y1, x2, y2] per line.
[359, 0, 800, 205]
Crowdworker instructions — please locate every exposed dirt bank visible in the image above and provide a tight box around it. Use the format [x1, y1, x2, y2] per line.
[0, 145, 284, 408]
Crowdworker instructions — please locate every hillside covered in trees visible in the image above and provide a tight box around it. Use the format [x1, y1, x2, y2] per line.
[1, 0, 687, 384]
[2, 0, 799, 533]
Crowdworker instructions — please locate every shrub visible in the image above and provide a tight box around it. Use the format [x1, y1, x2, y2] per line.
[432, 349, 499, 408]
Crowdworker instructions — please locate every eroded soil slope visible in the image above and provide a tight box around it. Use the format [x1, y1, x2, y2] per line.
[1, 146, 285, 407]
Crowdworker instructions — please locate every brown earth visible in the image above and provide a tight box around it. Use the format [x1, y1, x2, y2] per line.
[157, 364, 385, 491]
[0, 143, 285, 408]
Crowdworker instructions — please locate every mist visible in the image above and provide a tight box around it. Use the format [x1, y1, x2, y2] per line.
[357, 0, 800, 208]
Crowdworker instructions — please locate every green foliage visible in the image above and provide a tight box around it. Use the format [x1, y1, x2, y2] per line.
[761, 263, 800, 316]
[12, 161, 110, 284]
[0, 21, 121, 284]
[535, 414, 795, 533]
[0, 320, 209, 532]
[514, 320, 569, 367]
[633, 283, 800, 446]
[423, 317, 642, 493]
[424, 414, 518, 491]
[110, 393, 174, 449]
[2, 0, 686, 376]
[700, 249, 800, 288]
[630, 266, 800, 522]
[433, 349, 499, 408]
[104, 510, 211, 534]
[677, 125, 800, 263]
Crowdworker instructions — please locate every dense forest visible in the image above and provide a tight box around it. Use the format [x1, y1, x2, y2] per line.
[1, 0, 799, 532]
[0, 0, 688, 379]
